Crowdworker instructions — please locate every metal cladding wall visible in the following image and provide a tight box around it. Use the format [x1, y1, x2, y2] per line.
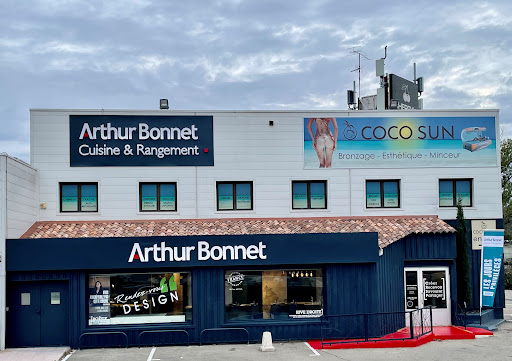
[376, 241, 406, 314]
[7, 262, 383, 348]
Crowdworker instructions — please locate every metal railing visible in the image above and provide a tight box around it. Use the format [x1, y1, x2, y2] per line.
[138, 329, 190, 348]
[79, 331, 128, 349]
[199, 328, 249, 346]
[319, 307, 433, 348]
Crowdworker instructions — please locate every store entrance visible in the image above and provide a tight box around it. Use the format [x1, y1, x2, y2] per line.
[6, 281, 69, 347]
[404, 267, 451, 326]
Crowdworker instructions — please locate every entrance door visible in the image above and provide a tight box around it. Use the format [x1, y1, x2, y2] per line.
[404, 267, 451, 326]
[7, 281, 69, 347]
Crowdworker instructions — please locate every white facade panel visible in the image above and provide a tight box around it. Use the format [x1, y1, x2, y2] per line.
[30, 109, 502, 222]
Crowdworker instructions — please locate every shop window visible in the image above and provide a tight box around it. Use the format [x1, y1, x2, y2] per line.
[140, 183, 177, 212]
[366, 180, 400, 208]
[292, 181, 327, 209]
[60, 183, 98, 212]
[88, 272, 192, 326]
[439, 179, 472, 207]
[217, 182, 253, 211]
[225, 269, 323, 321]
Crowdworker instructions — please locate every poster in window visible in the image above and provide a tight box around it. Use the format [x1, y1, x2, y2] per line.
[366, 193, 381, 207]
[383, 193, 398, 207]
[160, 196, 176, 210]
[439, 192, 453, 206]
[81, 196, 97, 211]
[141, 196, 157, 210]
[88, 275, 111, 325]
[456, 192, 471, 206]
[62, 196, 78, 211]
[236, 195, 251, 209]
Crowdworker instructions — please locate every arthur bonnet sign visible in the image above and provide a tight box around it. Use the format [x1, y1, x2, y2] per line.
[70, 115, 214, 166]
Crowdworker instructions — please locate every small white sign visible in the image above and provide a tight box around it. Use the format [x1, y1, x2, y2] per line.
[471, 220, 496, 250]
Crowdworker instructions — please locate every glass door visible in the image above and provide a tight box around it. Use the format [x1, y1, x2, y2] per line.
[404, 267, 451, 326]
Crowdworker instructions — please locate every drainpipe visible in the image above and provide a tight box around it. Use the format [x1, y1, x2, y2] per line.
[0, 155, 7, 350]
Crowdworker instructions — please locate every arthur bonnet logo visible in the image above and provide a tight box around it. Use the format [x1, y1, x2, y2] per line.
[128, 241, 268, 263]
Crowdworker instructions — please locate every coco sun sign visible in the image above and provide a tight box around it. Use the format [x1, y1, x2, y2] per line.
[70, 115, 214, 166]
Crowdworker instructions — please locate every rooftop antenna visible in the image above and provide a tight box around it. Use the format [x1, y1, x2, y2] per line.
[351, 48, 370, 109]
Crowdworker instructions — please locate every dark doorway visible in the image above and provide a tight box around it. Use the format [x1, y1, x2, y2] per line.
[7, 281, 69, 347]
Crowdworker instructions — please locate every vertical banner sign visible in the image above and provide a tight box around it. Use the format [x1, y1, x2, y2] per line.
[480, 229, 504, 307]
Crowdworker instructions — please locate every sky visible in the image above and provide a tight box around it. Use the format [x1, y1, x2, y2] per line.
[1, 0, 511, 163]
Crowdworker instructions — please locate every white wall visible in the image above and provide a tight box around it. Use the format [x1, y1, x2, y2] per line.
[6, 157, 38, 239]
[30, 109, 503, 222]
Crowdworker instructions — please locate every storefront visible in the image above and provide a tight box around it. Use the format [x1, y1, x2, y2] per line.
[2, 109, 505, 348]
[7, 217, 457, 348]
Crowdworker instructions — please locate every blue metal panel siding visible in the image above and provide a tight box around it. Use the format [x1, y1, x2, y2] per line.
[376, 241, 406, 313]
[325, 263, 377, 315]
[404, 233, 456, 260]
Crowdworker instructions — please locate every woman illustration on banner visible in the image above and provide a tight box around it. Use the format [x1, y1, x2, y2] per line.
[307, 117, 338, 168]
[93, 280, 104, 295]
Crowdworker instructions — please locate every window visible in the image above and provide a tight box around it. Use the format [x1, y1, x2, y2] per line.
[140, 183, 177, 212]
[439, 179, 472, 207]
[60, 183, 98, 212]
[292, 181, 327, 209]
[225, 269, 323, 321]
[216, 182, 253, 211]
[366, 180, 400, 208]
[88, 272, 192, 326]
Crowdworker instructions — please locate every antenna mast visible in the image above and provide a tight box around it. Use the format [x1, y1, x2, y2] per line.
[351, 48, 370, 109]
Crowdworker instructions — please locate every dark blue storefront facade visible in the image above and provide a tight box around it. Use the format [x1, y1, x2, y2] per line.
[5, 229, 480, 348]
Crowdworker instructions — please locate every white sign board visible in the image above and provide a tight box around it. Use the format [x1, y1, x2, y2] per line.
[471, 220, 497, 250]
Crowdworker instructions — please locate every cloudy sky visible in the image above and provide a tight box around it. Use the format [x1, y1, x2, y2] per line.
[1, 0, 511, 162]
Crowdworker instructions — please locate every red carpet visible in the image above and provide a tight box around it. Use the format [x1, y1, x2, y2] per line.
[307, 326, 493, 349]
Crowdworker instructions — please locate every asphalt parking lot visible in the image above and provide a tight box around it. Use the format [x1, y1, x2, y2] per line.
[66, 291, 512, 361]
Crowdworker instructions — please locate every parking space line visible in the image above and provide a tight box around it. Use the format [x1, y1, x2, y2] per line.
[147, 347, 160, 361]
[304, 342, 320, 356]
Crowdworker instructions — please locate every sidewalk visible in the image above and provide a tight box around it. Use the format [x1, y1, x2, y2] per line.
[0, 347, 70, 361]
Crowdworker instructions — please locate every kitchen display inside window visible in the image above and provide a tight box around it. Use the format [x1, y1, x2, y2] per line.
[140, 183, 177, 211]
[88, 272, 191, 326]
[439, 179, 472, 207]
[60, 183, 98, 212]
[225, 269, 323, 321]
[366, 180, 400, 208]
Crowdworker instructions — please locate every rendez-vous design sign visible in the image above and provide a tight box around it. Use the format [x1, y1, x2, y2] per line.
[70, 115, 214, 166]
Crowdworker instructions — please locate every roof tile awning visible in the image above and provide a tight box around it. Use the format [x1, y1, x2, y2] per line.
[21, 216, 455, 248]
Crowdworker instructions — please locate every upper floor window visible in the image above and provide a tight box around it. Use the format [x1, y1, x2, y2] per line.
[140, 183, 177, 212]
[292, 181, 327, 209]
[439, 179, 473, 207]
[217, 182, 253, 211]
[60, 183, 98, 212]
[366, 180, 400, 208]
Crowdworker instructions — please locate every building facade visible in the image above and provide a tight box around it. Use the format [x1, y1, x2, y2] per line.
[3, 109, 504, 348]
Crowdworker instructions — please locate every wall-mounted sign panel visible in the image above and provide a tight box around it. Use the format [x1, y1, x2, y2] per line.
[304, 116, 497, 169]
[471, 220, 497, 250]
[389, 74, 419, 110]
[70, 115, 214, 167]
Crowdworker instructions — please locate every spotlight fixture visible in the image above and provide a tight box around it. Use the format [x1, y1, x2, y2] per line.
[160, 99, 169, 110]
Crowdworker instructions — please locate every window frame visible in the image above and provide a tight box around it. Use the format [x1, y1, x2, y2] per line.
[365, 179, 401, 209]
[291, 180, 327, 210]
[216, 181, 254, 211]
[439, 178, 473, 207]
[139, 182, 178, 212]
[59, 182, 98, 213]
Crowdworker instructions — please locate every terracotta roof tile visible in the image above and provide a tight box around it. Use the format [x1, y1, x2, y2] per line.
[21, 216, 455, 248]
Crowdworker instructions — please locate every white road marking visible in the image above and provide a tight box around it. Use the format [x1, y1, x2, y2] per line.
[147, 347, 161, 361]
[305, 342, 320, 356]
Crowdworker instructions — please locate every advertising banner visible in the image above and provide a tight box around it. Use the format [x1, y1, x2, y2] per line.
[389, 74, 419, 109]
[481, 229, 504, 307]
[303, 116, 497, 169]
[70, 115, 214, 167]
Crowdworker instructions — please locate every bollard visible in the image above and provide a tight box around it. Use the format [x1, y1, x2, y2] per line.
[260, 331, 275, 352]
